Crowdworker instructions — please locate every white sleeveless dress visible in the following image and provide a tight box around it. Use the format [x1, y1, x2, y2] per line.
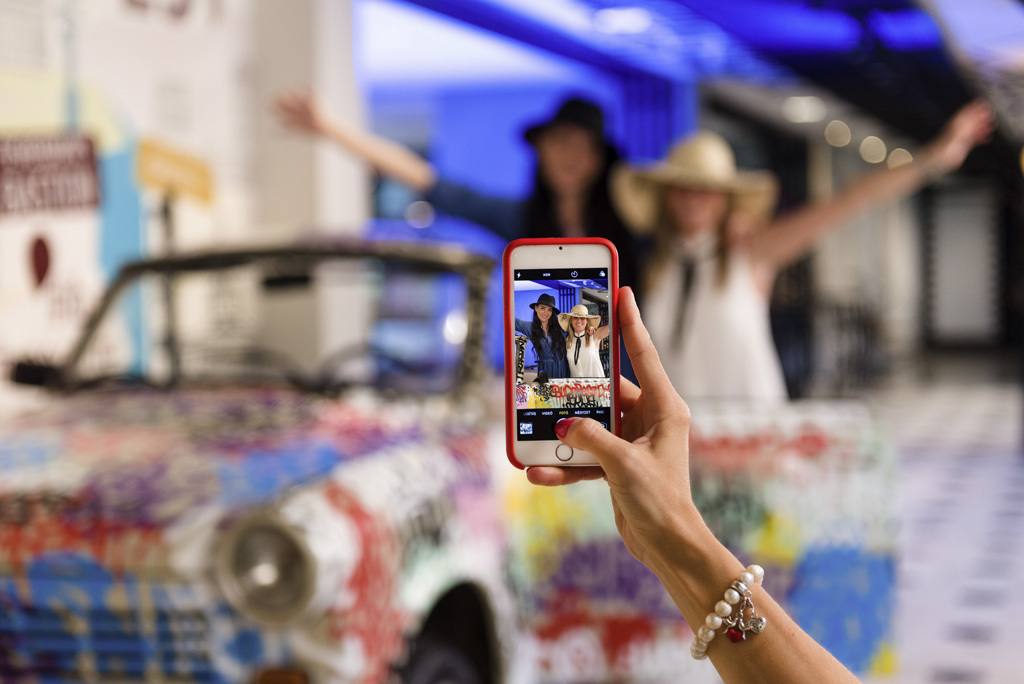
[644, 237, 787, 402]
[566, 332, 606, 378]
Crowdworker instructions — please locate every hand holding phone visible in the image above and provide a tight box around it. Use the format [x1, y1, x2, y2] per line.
[503, 238, 620, 468]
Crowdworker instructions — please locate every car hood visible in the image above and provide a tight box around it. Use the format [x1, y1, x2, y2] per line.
[0, 387, 431, 572]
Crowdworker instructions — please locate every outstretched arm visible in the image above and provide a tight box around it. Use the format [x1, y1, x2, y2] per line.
[749, 100, 993, 272]
[274, 90, 524, 240]
[274, 91, 436, 192]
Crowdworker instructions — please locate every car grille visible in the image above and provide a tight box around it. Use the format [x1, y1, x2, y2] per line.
[0, 603, 219, 683]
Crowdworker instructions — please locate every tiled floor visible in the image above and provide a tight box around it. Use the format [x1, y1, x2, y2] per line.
[866, 360, 1023, 684]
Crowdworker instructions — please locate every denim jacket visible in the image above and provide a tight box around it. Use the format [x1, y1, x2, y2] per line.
[515, 319, 569, 380]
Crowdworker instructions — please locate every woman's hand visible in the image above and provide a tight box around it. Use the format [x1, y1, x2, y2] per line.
[528, 291, 862, 684]
[923, 99, 994, 174]
[527, 287, 703, 571]
[274, 91, 332, 137]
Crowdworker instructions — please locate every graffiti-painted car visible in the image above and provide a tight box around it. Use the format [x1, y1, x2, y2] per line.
[1, 242, 522, 684]
[0, 240, 896, 683]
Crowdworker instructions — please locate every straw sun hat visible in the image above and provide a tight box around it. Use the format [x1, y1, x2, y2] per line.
[612, 131, 779, 235]
[558, 304, 602, 332]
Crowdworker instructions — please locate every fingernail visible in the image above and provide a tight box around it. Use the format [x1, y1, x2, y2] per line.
[554, 418, 577, 440]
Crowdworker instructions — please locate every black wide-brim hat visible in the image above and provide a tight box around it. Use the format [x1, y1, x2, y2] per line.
[523, 96, 610, 148]
[529, 293, 559, 314]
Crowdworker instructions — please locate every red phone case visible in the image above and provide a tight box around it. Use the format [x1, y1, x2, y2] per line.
[503, 237, 621, 469]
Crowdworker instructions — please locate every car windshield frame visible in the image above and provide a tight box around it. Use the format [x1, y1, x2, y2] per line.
[58, 239, 494, 397]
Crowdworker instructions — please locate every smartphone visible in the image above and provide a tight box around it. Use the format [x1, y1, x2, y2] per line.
[503, 237, 620, 468]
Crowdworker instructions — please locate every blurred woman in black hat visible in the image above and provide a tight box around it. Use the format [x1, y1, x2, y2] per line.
[274, 93, 640, 291]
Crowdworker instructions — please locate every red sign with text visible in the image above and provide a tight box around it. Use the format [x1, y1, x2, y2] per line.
[0, 135, 100, 215]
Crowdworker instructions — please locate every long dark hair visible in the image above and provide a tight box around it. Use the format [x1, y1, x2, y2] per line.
[530, 311, 566, 360]
[523, 144, 639, 289]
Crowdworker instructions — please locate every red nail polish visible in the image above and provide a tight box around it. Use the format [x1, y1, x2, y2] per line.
[554, 418, 575, 440]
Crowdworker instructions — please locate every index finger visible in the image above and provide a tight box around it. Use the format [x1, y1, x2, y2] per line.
[618, 287, 680, 409]
[618, 376, 640, 413]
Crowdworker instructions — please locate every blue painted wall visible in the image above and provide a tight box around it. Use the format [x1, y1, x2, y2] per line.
[431, 81, 624, 199]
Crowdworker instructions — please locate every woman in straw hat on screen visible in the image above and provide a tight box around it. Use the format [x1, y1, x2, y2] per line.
[613, 102, 992, 401]
[558, 304, 609, 378]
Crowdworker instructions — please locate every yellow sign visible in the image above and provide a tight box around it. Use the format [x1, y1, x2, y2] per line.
[136, 138, 213, 204]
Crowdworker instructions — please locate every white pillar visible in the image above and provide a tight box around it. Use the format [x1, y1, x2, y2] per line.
[247, 0, 370, 367]
[248, 0, 368, 239]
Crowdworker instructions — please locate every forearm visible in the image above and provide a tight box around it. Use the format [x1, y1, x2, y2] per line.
[649, 511, 859, 684]
[321, 120, 436, 191]
[755, 148, 944, 269]
[834, 146, 943, 216]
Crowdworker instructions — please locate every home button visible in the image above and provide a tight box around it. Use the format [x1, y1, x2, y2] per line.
[555, 444, 574, 462]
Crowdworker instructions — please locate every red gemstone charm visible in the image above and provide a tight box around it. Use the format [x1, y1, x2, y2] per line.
[726, 627, 745, 643]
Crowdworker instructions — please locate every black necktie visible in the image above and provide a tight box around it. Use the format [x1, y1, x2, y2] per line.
[671, 258, 697, 352]
[573, 334, 583, 364]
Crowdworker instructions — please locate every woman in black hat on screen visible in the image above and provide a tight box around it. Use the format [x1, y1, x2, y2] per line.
[274, 93, 641, 291]
[514, 293, 569, 380]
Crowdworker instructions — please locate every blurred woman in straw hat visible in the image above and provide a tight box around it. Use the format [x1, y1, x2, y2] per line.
[558, 304, 609, 378]
[613, 101, 993, 401]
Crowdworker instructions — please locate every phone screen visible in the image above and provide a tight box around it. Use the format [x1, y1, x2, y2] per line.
[512, 267, 612, 442]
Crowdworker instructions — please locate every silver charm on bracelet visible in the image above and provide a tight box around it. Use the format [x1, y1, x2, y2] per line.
[690, 564, 767, 659]
[721, 580, 767, 643]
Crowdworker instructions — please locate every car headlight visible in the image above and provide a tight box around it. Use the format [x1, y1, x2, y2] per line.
[216, 512, 316, 625]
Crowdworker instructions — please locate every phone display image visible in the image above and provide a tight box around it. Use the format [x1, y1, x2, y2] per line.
[512, 267, 611, 441]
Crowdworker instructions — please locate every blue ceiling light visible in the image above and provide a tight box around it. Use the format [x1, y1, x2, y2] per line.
[670, 1, 948, 54]
[592, 7, 654, 35]
[402, 0, 680, 79]
[672, 0, 862, 54]
[358, 0, 589, 85]
[401, 0, 789, 83]
[868, 9, 943, 51]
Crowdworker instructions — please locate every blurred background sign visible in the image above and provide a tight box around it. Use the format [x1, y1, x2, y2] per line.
[136, 137, 214, 205]
[0, 135, 99, 214]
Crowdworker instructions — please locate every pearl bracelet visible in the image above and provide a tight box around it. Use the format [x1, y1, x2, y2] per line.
[690, 564, 767, 660]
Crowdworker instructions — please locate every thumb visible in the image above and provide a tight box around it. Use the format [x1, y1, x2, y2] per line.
[555, 418, 632, 479]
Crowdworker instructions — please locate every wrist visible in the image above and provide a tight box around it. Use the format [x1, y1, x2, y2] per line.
[648, 505, 720, 575]
[918, 145, 950, 179]
[646, 510, 749, 632]
[322, 119, 351, 143]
